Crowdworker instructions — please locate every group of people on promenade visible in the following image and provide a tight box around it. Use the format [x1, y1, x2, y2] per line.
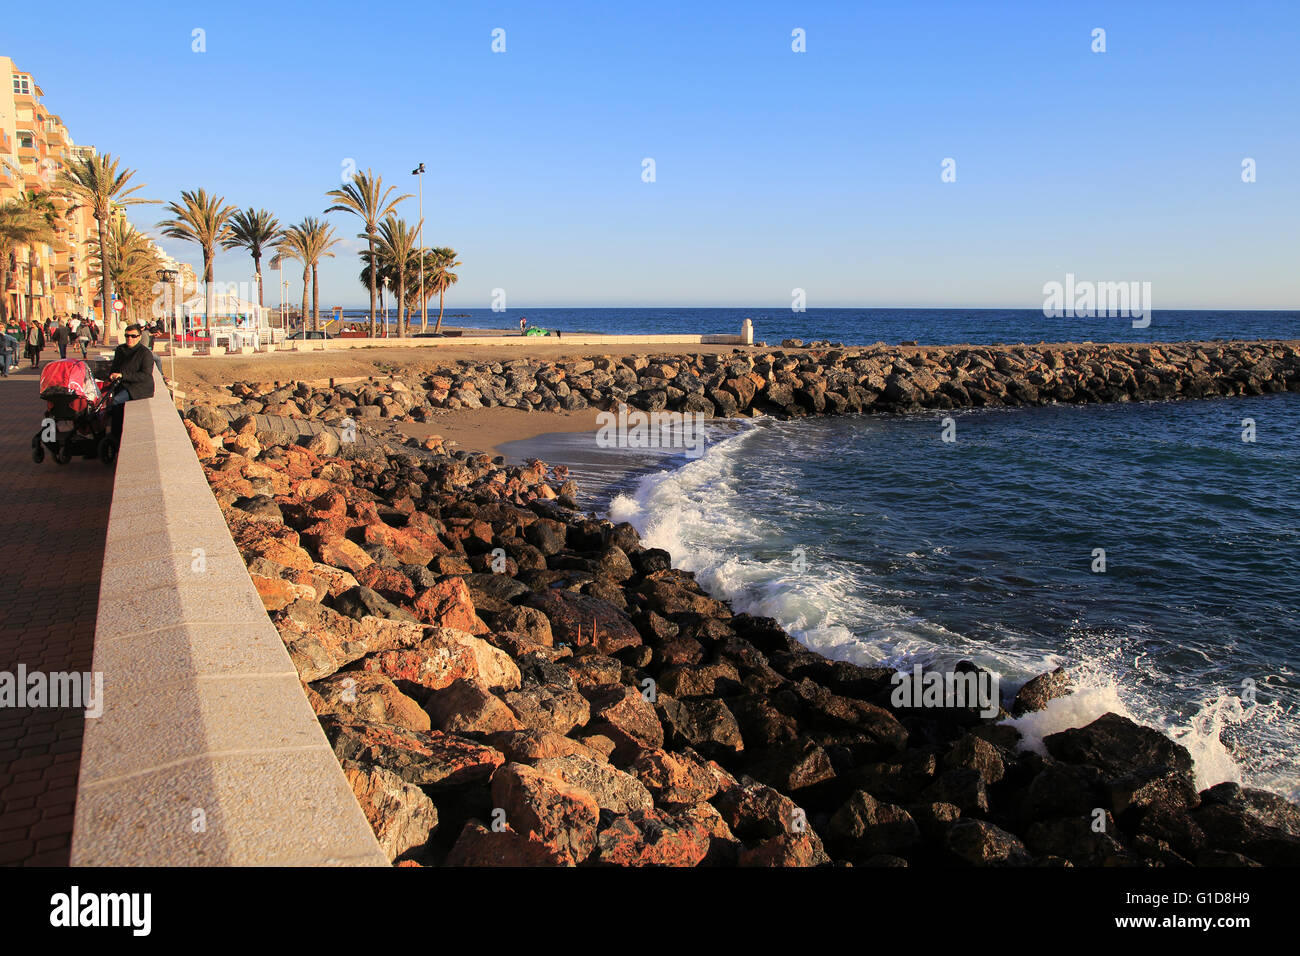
[1, 314, 103, 376]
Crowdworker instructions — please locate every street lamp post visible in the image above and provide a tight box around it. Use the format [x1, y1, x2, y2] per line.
[412, 162, 426, 333]
[279, 255, 286, 342]
[157, 268, 179, 399]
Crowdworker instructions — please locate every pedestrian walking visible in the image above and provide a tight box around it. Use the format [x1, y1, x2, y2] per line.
[76, 321, 91, 361]
[0, 330, 17, 376]
[25, 321, 44, 368]
[55, 319, 70, 359]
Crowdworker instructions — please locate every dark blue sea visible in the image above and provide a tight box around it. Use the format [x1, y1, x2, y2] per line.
[500, 308, 1300, 801]
[350, 306, 1297, 347]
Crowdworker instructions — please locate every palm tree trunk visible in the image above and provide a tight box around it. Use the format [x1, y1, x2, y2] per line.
[204, 255, 214, 339]
[300, 267, 309, 332]
[254, 252, 264, 307]
[26, 247, 36, 325]
[435, 289, 445, 335]
[367, 233, 377, 337]
[95, 215, 113, 340]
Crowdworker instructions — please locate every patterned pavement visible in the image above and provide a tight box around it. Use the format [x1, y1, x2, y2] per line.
[0, 357, 114, 866]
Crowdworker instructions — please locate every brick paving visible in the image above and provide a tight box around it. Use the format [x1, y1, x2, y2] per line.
[0, 358, 114, 866]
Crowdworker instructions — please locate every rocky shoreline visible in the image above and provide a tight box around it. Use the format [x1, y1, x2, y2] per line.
[181, 340, 1300, 866]
[188, 340, 1300, 434]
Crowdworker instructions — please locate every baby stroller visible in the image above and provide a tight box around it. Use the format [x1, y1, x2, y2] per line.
[31, 359, 116, 466]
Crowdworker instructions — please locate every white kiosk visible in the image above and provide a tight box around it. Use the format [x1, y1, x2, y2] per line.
[182, 292, 276, 350]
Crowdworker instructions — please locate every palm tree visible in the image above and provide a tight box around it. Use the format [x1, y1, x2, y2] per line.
[158, 189, 237, 338]
[56, 153, 155, 340]
[372, 216, 422, 338]
[222, 208, 280, 307]
[0, 200, 55, 324]
[88, 219, 164, 321]
[428, 247, 462, 335]
[324, 169, 410, 337]
[17, 190, 60, 324]
[280, 217, 340, 332]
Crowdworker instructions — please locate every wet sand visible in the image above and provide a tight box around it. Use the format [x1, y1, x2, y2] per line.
[395, 406, 606, 460]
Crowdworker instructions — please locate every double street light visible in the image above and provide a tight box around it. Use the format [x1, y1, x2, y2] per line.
[412, 162, 426, 334]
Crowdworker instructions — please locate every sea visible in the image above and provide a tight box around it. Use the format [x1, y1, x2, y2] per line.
[499, 308, 1300, 801]
[348, 306, 1298, 347]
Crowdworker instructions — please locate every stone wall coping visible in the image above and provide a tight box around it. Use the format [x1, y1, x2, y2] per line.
[71, 366, 387, 866]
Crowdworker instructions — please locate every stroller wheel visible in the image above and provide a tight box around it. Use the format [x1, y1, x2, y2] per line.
[98, 436, 117, 465]
[54, 444, 70, 465]
[33, 444, 45, 463]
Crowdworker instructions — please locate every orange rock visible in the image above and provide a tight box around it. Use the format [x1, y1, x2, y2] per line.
[355, 565, 417, 602]
[295, 477, 334, 499]
[185, 420, 216, 459]
[362, 522, 443, 566]
[317, 537, 374, 573]
[412, 578, 488, 634]
[361, 635, 478, 691]
[490, 763, 599, 865]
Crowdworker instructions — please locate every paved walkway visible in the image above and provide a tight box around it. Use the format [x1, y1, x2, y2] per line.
[0, 357, 114, 865]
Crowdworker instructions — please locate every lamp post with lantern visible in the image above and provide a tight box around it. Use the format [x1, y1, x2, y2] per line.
[157, 267, 178, 395]
[412, 162, 426, 333]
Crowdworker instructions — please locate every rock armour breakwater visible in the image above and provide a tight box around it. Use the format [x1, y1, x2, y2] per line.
[179, 350, 1300, 866]
[205, 340, 1300, 429]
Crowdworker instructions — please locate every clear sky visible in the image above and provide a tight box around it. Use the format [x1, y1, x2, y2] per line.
[7, 0, 1298, 310]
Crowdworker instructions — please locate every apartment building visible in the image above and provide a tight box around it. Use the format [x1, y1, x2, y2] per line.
[1, 55, 108, 323]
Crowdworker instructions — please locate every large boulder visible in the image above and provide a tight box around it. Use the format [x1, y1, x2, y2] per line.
[582, 685, 665, 763]
[827, 790, 921, 861]
[274, 599, 425, 681]
[526, 590, 642, 655]
[502, 683, 590, 736]
[532, 754, 655, 815]
[946, 819, 1033, 866]
[321, 717, 504, 788]
[425, 679, 524, 735]
[656, 696, 744, 759]
[1191, 783, 1300, 865]
[594, 807, 716, 867]
[412, 578, 489, 635]
[341, 760, 438, 862]
[490, 762, 599, 865]
[309, 672, 431, 732]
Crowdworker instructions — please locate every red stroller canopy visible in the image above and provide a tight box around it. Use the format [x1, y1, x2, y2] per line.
[39, 359, 102, 402]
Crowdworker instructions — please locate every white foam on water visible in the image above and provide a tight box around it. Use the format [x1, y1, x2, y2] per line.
[607, 421, 1296, 801]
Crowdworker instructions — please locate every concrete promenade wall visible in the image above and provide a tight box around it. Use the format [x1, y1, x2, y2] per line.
[71, 367, 386, 866]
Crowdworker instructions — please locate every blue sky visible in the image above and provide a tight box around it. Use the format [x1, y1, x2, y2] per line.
[9, 0, 1298, 309]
